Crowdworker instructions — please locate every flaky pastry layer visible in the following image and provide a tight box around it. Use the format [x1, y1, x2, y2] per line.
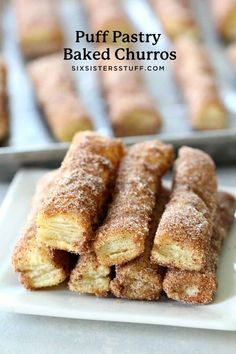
[94, 141, 173, 266]
[12, 171, 74, 290]
[37, 131, 124, 254]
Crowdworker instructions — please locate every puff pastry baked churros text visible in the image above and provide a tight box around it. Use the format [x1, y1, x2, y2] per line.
[12, 132, 236, 304]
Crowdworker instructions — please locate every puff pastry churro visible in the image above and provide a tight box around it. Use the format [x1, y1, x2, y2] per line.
[37, 131, 124, 254]
[28, 54, 93, 142]
[94, 141, 173, 266]
[0, 58, 8, 142]
[69, 252, 110, 297]
[99, 53, 162, 137]
[14, 0, 64, 59]
[151, 0, 200, 41]
[151, 146, 218, 271]
[173, 38, 227, 130]
[163, 191, 236, 304]
[83, 0, 133, 44]
[210, 0, 236, 41]
[110, 187, 170, 301]
[12, 171, 74, 290]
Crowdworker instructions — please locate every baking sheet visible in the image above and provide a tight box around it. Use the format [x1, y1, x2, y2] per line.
[0, 0, 236, 163]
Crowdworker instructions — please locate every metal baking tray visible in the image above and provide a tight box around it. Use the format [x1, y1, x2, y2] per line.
[0, 0, 235, 175]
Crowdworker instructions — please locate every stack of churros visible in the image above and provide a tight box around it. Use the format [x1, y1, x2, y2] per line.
[83, 0, 133, 44]
[163, 191, 236, 304]
[12, 132, 235, 305]
[99, 52, 162, 136]
[210, 0, 236, 42]
[12, 171, 75, 290]
[0, 58, 8, 142]
[151, 0, 200, 41]
[28, 54, 93, 142]
[14, 0, 64, 59]
[173, 38, 227, 130]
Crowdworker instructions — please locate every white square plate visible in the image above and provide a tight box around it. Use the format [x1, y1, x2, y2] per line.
[0, 169, 235, 330]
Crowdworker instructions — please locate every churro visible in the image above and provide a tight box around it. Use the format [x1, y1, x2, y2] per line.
[151, 146, 218, 271]
[69, 252, 110, 297]
[14, 0, 64, 58]
[94, 141, 173, 267]
[37, 131, 124, 254]
[99, 52, 162, 137]
[12, 171, 74, 290]
[28, 54, 93, 142]
[151, 0, 200, 41]
[173, 38, 227, 130]
[163, 191, 236, 304]
[110, 187, 170, 301]
[83, 0, 133, 44]
[0, 58, 8, 142]
[210, 0, 236, 41]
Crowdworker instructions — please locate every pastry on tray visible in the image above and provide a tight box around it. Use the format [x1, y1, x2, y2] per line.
[14, 0, 64, 58]
[12, 171, 75, 290]
[83, 0, 133, 44]
[0, 58, 9, 142]
[151, 146, 218, 271]
[28, 54, 93, 142]
[36, 131, 125, 254]
[110, 186, 169, 301]
[11, 132, 235, 306]
[99, 52, 162, 137]
[94, 141, 173, 266]
[163, 191, 236, 304]
[210, 0, 236, 41]
[151, 0, 200, 41]
[173, 38, 227, 130]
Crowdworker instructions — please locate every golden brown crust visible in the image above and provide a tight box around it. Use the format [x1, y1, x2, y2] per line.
[151, 146, 218, 271]
[151, 0, 200, 41]
[99, 51, 162, 137]
[110, 187, 170, 300]
[69, 252, 110, 297]
[94, 141, 174, 266]
[14, 0, 64, 58]
[12, 171, 74, 290]
[210, 0, 236, 41]
[0, 58, 9, 142]
[173, 38, 227, 130]
[37, 131, 125, 254]
[163, 191, 236, 304]
[28, 54, 93, 142]
[83, 0, 133, 44]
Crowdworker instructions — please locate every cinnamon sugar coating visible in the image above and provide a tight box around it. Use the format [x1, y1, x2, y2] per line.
[98, 49, 162, 137]
[37, 131, 125, 254]
[0, 58, 8, 142]
[210, 0, 236, 41]
[151, 0, 200, 41]
[83, 0, 133, 44]
[173, 38, 227, 130]
[151, 147, 218, 271]
[14, 0, 64, 58]
[163, 191, 236, 304]
[94, 141, 174, 266]
[12, 171, 74, 290]
[110, 187, 170, 301]
[28, 54, 93, 142]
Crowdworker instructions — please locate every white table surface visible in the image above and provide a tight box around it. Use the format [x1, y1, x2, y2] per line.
[0, 167, 235, 354]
